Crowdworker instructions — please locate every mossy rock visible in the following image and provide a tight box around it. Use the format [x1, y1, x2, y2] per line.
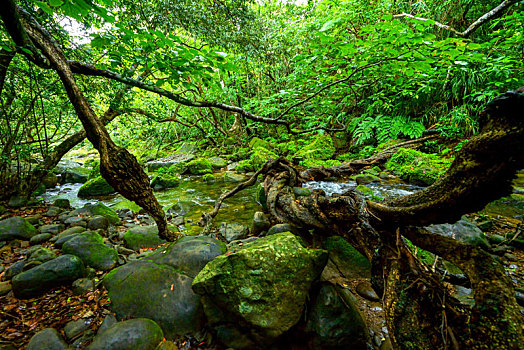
[300, 159, 342, 168]
[293, 134, 335, 161]
[385, 148, 452, 186]
[150, 174, 180, 190]
[248, 137, 273, 151]
[192, 232, 328, 346]
[73, 203, 120, 225]
[324, 236, 371, 279]
[355, 185, 373, 196]
[78, 176, 115, 197]
[87, 160, 100, 181]
[87, 318, 164, 350]
[235, 159, 256, 173]
[250, 147, 278, 169]
[187, 158, 213, 175]
[123, 226, 167, 251]
[207, 157, 227, 170]
[0, 216, 38, 241]
[203, 173, 215, 182]
[62, 231, 118, 271]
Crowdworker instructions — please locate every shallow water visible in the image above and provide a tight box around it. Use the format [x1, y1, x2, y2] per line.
[303, 180, 422, 199]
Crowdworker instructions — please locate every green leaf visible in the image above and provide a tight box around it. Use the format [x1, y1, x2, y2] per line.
[35, 1, 54, 14]
[49, 0, 63, 6]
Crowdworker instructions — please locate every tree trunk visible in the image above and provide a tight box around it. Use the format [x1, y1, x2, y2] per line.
[2, 5, 177, 241]
[256, 88, 524, 349]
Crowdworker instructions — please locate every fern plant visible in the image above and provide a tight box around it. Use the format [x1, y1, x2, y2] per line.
[350, 114, 425, 145]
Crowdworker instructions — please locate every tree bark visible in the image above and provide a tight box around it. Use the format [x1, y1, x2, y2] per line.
[251, 87, 524, 349]
[0, 2, 176, 241]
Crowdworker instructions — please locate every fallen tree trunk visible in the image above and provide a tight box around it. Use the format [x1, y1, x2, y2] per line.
[224, 87, 523, 348]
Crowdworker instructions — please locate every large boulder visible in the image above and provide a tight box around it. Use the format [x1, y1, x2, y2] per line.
[12, 255, 85, 299]
[103, 236, 225, 338]
[0, 216, 38, 241]
[150, 174, 180, 190]
[323, 236, 371, 279]
[78, 176, 116, 197]
[219, 222, 249, 243]
[123, 226, 166, 251]
[59, 166, 90, 184]
[186, 158, 213, 175]
[62, 232, 118, 271]
[87, 318, 163, 350]
[147, 153, 195, 172]
[26, 328, 68, 350]
[305, 283, 368, 349]
[207, 157, 227, 170]
[192, 232, 328, 348]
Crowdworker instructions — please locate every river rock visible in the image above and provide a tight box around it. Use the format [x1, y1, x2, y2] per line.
[147, 153, 195, 172]
[26, 328, 68, 350]
[45, 206, 63, 217]
[3, 261, 26, 281]
[355, 174, 380, 185]
[266, 223, 301, 236]
[356, 280, 380, 301]
[12, 255, 85, 298]
[59, 165, 90, 184]
[54, 198, 71, 209]
[0, 281, 12, 295]
[104, 236, 225, 337]
[324, 236, 371, 279]
[166, 201, 193, 217]
[150, 174, 180, 190]
[306, 283, 368, 349]
[62, 232, 118, 271]
[0, 216, 38, 241]
[123, 226, 166, 251]
[192, 232, 328, 347]
[425, 217, 490, 249]
[64, 319, 90, 341]
[53, 226, 86, 246]
[30, 233, 53, 245]
[7, 195, 27, 208]
[224, 172, 246, 182]
[71, 203, 120, 225]
[87, 318, 163, 350]
[78, 176, 116, 197]
[250, 211, 271, 235]
[42, 172, 58, 188]
[39, 224, 65, 235]
[88, 215, 109, 231]
[28, 247, 57, 264]
[219, 222, 249, 242]
[208, 156, 227, 169]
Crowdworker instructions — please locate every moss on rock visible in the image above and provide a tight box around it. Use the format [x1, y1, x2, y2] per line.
[293, 134, 336, 162]
[78, 176, 115, 197]
[385, 148, 452, 186]
[187, 158, 213, 175]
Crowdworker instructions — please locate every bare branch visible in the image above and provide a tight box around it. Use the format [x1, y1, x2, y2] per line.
[393, 0, 518, 38]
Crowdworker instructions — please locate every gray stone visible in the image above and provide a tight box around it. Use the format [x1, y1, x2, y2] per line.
[306, 283, 368, 349]
[54, 227, 86, 247]
[25, 214, 42, 225]
[425, 218, 490, 249]
[8, 195, 27, 208]
[123, 226, 166, 251]
[208, 157, 227, 169]
[166, 201, 193, 217]
[88, 318, 163, 350]
[147, 153, 195, 172]
[26, 328, 68, 350]
[28, 247, 57, 263]
[97, 314, 117, 335]
[219, 222, 249, 243]
[266, 223, 301, 236]
[292, 187, 312, 196]
[250, 212, 271, 235]
[223, 172, 246, 182]
[30, 233, 53, 245]
[104, 236, 225, 338]
[12, 255, 85, 299]
[72, 278, 96, 295]
[62, 232, 118, 271]
[71, 203, 120, 225]
[64, 319, 90, 340]
[88, 216, 109, 231]
[65, 216, 88, 227]
[355, 174, 380, 185]
[59, 166, 90, 184]
[0, 216, 38, 241]
[40, 224, 65, 235]
[3, 261, 25, 280]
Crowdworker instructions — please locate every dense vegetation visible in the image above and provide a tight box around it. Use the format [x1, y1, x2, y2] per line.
[0, 0, 523, 349]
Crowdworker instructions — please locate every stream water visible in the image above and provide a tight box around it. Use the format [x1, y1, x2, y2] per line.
[41, 175, 424, 228]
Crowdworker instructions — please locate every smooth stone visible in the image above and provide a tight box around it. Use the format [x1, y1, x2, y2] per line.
[25, 214, 42, 225]
[87, 318, 163, 350]
[266, 223, 301, 236]
[64, 216, 88, 227]
[0, 216, 38, 241]
[39, 224, 65, 235]
[355, 174, 380, 185]
[26, 328, 68, 350]
[0, 281, 12, 295]
[97, 314, 117, 335]
[64, 319, 90, 340]
[7, 195, 27, 208]
[72, 278, 96, 295]
[250, 212, 271, 235]
[54, 230, 86, 247]
[219, 222, 249, 243]
[3, 261, 26, 281]
[30, 233, 53, 245]
[28, 247, 57, 263]
[123, 225, 166, 251]
[62, 232, 118, 271]
[116, 246, 135, 255]
[356, 281, 380, 301]
[166, 201, 193, 217]
[53, 198, 71, 209]
[223, 172, 246, 182]
[425, 218, 490, 249]
[88, 216, 110, 231]
[12, 255, 85, 299]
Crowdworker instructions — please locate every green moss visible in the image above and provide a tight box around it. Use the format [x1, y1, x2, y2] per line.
[300, 159, 342, 168]
[202, 173, 215, 182]
[293, 134, 335, 161]
[186, 158, 213, 175]
[248, 137, 273, 150]
[355, 184, 373, 196]
[86, 160, 100, 180]
[385, 148, 453, 186]
[150, 174, 180, 190]
[236, 159, 256, 173]
[250, 147, 278, 169]
[87, 203, 120, 225]
[78, 176, 115, 197]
